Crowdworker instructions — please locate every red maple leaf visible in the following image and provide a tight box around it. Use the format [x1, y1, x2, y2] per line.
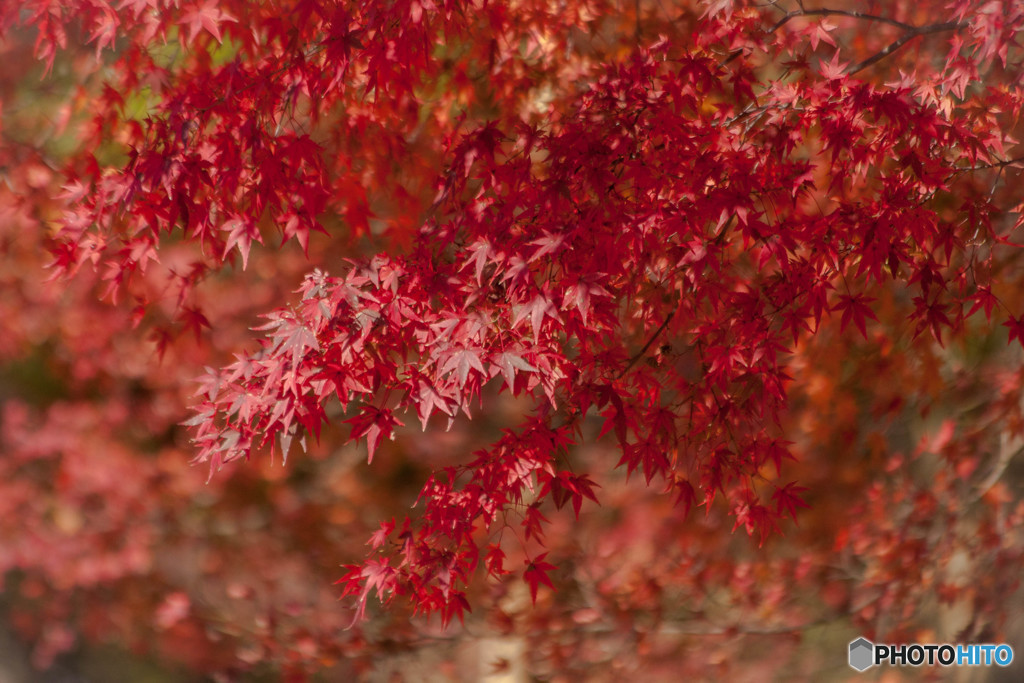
[771, 482, 811, 523]
[523, 553, 556, 603]
[1004, 315, 1024, 348]
[834, 293, 878, 339]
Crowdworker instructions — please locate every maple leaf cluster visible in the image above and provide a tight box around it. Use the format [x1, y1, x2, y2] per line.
[2, 0, 1024, 678]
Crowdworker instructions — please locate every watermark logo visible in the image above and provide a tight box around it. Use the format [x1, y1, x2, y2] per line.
[849, 638, 873, 672]
[849, 638, 1014, 671]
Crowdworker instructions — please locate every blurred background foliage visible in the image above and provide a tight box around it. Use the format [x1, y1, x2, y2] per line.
[1, 1, 1024, 681]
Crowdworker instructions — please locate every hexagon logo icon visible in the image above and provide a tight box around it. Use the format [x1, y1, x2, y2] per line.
[849, 637, 874, 672]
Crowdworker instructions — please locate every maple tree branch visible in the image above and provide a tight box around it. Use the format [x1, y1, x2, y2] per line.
[955, 155, 1024, 174]
[971, 428, 1024, 503]
[655, 603, 879, 635]
[845, 20, 967, 76]
[619, 310, 676, 378]
[552, 591, 884, 637]
[764, 6, 969, 76]
[353, 591, 882, 645]
[732, 5, 919, 65]
[768, 8, 918, 34]
[724, 102, 801, 128]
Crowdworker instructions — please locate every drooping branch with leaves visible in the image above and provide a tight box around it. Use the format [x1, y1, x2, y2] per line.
[2, 0, 1024, 677]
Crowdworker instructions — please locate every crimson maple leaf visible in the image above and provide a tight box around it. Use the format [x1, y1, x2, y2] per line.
[834, 293, 878, 339]
[771, 482, 811, 523]
[1004, 315, 1024, 347]
[523, 553, 556, 603]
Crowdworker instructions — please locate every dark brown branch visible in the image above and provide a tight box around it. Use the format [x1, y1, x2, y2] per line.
[769, 8, 918, 34]
[954, 155, 1024, 174]
[619, 310, 676, 378]
[764, 6, 969, 76]
[549, 593, 885, 637]
[845, 20, 967, 75]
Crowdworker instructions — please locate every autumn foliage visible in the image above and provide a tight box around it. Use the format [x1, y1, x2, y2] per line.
[2, 0, 1024, 678]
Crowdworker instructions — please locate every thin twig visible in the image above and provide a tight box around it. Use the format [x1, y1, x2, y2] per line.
[763, 6, 968, 76]
[953, 155, 1024, 175]
[769, 8, 919, 34]
[567, 594, 884, 637]
[972, 429, 1023, 503]
[845, 20, 966, 76]
[619, 310, 676, 378]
